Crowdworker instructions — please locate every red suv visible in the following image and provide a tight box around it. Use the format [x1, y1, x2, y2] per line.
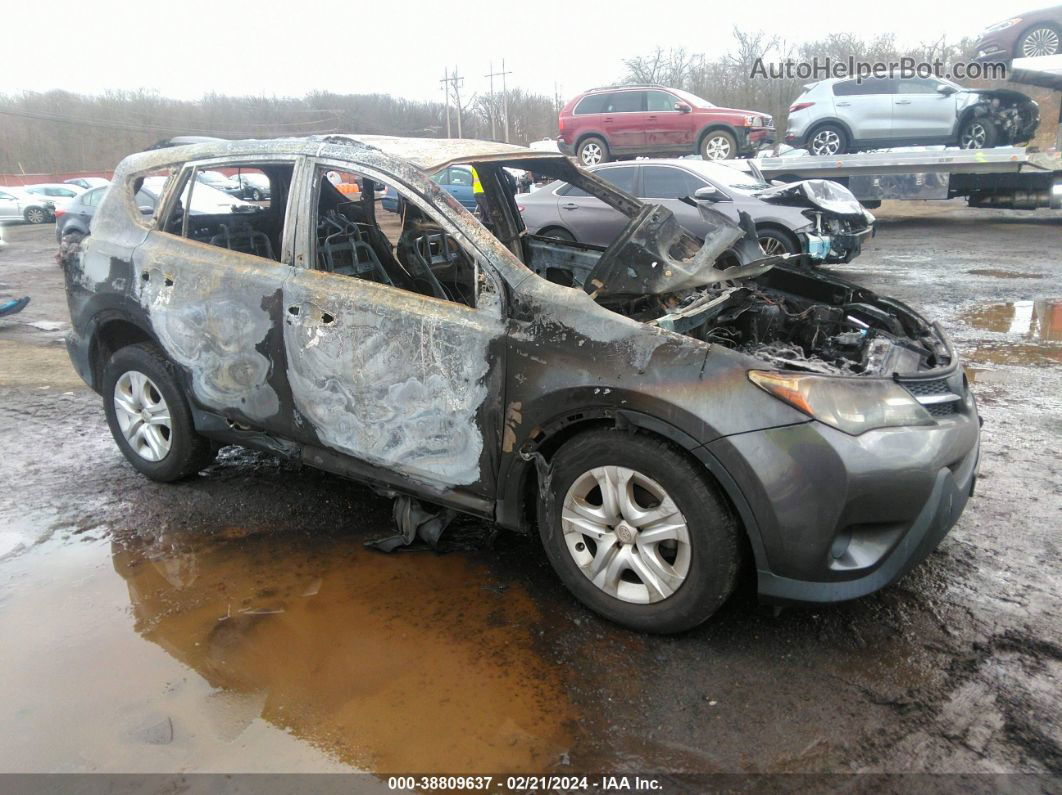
[558, 85, 774, 164]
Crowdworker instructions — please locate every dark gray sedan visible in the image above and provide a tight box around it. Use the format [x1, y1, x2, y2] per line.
[518, 158, 874, 263]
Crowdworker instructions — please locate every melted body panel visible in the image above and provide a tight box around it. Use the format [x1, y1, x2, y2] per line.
[282, 268, 504, 491]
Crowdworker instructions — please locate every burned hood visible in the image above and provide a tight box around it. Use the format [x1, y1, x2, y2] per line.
[582, 204, 779, 300]
[754, 179, 868, 218]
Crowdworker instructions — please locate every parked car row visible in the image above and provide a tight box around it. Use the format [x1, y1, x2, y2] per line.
[0, 178, 112, 225]
[519, 158, 873, 264]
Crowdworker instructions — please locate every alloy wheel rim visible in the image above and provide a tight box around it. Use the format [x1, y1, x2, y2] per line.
[27, 208, 44, 223]
[703, 136, 732, 160]
[113, 370, 173, 462]
[561, 466, 692, 604]
[961, 122, 987, 149]
[581, 143, 603, 165]
[758, 236, 787, 256]
[811, 130, 840, 155]
[1022, 28, 1060, 57]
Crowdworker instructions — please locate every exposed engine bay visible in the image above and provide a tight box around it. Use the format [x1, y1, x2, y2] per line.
[479, 156, 945, 377]
[644, 265, 950, 376]
[966, 89, 1040, 144]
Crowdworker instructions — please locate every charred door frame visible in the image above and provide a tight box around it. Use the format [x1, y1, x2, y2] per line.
[133, 153, 306, 434]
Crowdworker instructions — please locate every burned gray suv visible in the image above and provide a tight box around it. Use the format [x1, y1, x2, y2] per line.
[63, 135, 980, 633]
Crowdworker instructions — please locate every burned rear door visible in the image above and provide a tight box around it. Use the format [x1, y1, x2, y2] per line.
[281, 159, 507, 500]
[132, 156, 303, 433]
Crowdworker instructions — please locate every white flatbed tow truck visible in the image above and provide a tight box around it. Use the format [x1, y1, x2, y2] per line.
[750, 147, 1062, 210]
[750, 56, 1062, 211]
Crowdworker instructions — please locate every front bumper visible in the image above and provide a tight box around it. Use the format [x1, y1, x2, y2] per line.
[741, 127, 775, 153]
[703, 373, 980, 604]
[973, 37, 1011, 62]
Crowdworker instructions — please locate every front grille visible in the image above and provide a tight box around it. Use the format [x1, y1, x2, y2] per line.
[901, 377, 962, 419]
[904, 378, 951, 397]
[926, 402, 958, 417]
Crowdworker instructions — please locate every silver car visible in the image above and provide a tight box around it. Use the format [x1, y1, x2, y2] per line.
[518, 158, 874, 264]
[785, 76, 1039, 155]
[0, 187, 57, 224]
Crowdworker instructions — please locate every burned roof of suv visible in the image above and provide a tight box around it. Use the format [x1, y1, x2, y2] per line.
[135, 134, 566, 174]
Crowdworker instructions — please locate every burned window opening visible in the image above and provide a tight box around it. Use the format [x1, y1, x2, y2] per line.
[158, 161, 293, 263]
[313, 165, 481, 309]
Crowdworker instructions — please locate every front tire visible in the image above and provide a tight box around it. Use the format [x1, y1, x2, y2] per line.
[577, 136, 609, 166]
[251, 188, 262, 201]
[757, 228, 797, 257]
[700, 130, 738, 161]
[959, 117, 999, 149]
[1018, 24, 1061, 58]
[102, 343, 216, 481]
[539, 429, 740, 633]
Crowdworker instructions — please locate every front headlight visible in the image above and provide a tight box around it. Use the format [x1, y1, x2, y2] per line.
[746, 115, 763, 127]
[984, 17, 1022, 34]
[748, 371, 934, 435]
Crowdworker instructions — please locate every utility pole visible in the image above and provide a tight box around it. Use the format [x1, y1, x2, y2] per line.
[440, 68, 464, 138]
[501, 59, 511, 143]
[451, 68, 464, 137]
[484, 62, 496, 140]
[440, 68, 451, 137]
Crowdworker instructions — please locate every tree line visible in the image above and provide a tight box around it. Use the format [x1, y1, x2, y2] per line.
[0, 31, 1004, 174]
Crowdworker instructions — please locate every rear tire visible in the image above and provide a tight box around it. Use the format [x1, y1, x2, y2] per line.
[251, 188, 262, 201]
[577, 136, 609, 166]
[102, 343, 216, 482]
[539, 429, 740, 633]
[700, 130, 738, 161]
[538, 226, 576, 243]
[808, 124, 848, 156]
[24, 207, 47, 224]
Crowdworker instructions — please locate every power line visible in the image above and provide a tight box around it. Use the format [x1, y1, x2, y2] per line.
[0, 106, 339, 137]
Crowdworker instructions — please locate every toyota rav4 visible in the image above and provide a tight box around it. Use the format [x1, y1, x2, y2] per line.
[64, 135, 979, 633]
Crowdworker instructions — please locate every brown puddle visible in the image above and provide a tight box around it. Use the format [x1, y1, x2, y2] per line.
[110, 529, 576, 773]
[960, 299, 1062, 367]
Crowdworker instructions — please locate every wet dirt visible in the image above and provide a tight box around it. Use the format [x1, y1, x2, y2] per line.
[0, 205, 1061, 779]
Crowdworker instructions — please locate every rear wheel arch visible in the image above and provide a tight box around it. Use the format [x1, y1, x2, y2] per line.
[89, 315, 158, 391]
[536, 225, 577, 243]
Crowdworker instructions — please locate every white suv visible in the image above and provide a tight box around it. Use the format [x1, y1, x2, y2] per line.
[784, 76, 1039, 155]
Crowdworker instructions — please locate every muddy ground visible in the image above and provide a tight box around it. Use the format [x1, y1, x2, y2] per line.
[0, 204, 1059, 782]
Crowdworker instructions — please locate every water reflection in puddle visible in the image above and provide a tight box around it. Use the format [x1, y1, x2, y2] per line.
[110, 529, 575, 773]
[960, 299, 1062, 367]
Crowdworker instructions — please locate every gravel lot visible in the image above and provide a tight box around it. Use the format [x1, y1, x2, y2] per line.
[0, 205, 1059, 781]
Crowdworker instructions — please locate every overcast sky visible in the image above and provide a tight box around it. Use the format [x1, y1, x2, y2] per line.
[1, 0, 1038, 105]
